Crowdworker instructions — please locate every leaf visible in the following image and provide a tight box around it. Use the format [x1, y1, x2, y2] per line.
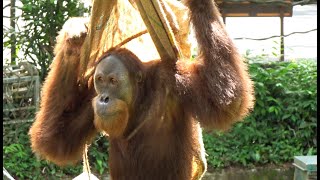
[307, 148, 314, 155]
[282, 114, 291, 120]
[254, 153, 261, 161]
[268, 106, 275, 113]
[299, 121, 308, 129]
[256, 100, 264, 107]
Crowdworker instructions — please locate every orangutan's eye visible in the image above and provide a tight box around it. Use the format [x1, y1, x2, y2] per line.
[110, 77, 118, 85]
[95, 74, 103, 82]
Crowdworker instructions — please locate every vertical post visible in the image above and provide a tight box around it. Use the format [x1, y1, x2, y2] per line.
[34, 75, 40, 113]
[280, 11, 285, 61]
[10, 0, 16, 65]
[223, 16, 226, 25]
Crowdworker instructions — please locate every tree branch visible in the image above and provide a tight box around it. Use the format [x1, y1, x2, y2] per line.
[3, 3, 11, 9]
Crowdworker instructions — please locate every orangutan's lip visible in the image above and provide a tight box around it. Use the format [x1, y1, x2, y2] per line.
[95, 106, 120, 120]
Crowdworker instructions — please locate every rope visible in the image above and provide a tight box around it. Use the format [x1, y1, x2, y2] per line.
[234, 28, 317, 41]
[126, 116, 150, 141]
[114, 30, 148, 48]
[83, 144, 91, 180]
[3, 167, 15, 180]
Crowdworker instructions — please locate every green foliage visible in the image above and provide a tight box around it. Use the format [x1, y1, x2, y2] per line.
[3, 123, 109, 179]
[5, 0, 89, 80]
[88, 135, 110, 175]
[3, 123, 83, 179]
[3, 59, 317, 177]
[204, 60, 317, 168]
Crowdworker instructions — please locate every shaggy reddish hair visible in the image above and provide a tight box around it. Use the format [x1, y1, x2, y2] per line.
[29, 0, 254, 179]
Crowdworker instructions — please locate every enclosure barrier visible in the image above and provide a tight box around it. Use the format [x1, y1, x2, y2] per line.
[3, 62, 40, 125]
[293, 156, 317, 180]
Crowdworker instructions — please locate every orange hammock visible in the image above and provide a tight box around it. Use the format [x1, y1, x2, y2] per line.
[78, 0, 192, 85]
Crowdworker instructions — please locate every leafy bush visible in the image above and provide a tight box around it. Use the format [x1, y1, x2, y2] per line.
[3, 123, 82, 179]
[3, 60, 317, 178]
[3, 123, 108, 179]
[204, 60, 317, 168]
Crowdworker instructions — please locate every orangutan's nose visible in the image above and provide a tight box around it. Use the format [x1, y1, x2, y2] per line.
[99, 94, 109, 104]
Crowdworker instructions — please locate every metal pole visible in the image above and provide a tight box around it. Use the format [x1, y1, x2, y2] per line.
[280, 11, 284, 61]
[10, 0, 16, 65]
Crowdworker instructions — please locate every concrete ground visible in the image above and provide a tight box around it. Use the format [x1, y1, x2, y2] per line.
[224, 4, 317, 61]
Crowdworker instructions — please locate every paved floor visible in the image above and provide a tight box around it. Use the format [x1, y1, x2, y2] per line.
[225, 4, 317, 60]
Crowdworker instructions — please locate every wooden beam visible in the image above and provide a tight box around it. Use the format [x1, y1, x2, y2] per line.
[135, 0, 180, 64]
[216, 1, 293, 17]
